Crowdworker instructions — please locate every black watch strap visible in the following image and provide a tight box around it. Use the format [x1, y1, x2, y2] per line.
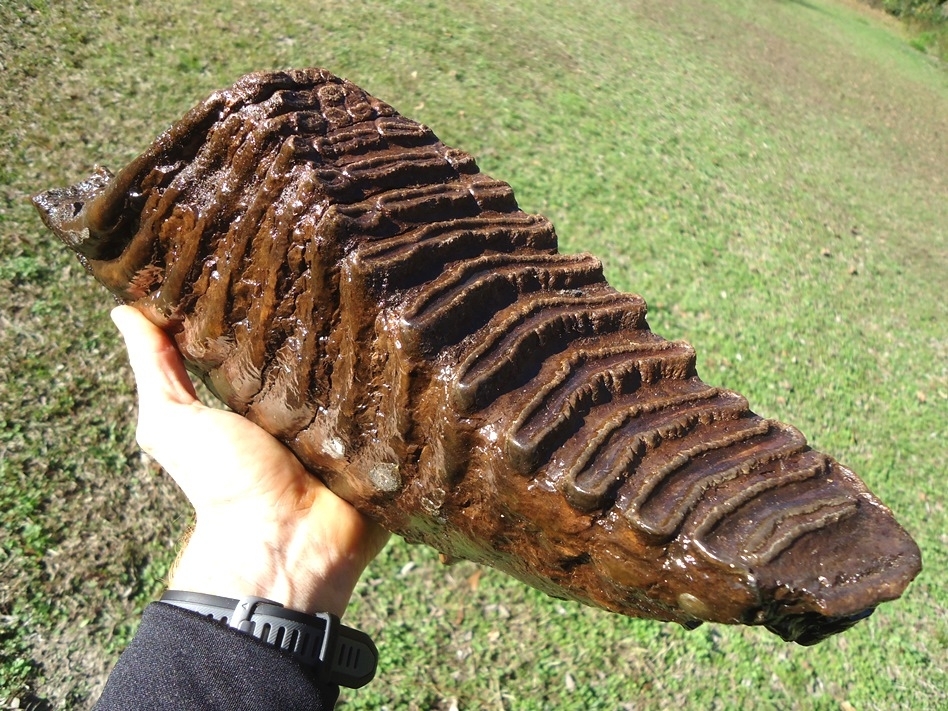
[159, 590, 377, 688]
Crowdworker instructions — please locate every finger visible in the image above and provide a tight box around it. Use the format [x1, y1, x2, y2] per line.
[111, 305, 198, 408]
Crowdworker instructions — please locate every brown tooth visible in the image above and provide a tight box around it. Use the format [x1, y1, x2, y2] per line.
[38, 68, 921, 644]
[31, 166, 116, 259]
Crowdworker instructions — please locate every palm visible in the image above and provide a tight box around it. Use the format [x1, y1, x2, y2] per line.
[112, 305, 389, 616]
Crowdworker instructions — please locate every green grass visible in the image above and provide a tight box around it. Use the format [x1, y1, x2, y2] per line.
[873, 0, 948, 59]
[1, 0, 946, 708]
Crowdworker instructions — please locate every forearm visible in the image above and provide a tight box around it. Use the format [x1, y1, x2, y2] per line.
[94, 603, 339, 711]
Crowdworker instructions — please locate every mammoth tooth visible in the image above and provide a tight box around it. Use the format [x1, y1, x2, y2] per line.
[33, 68, 921, 645]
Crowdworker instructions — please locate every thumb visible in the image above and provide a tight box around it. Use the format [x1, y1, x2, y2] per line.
[111, 305, 199, 409]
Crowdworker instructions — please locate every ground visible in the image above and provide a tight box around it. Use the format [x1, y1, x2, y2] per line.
[1, 1, 946, 708]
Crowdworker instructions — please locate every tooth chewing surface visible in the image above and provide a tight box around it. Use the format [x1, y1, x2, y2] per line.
[33, 68, 921, 644]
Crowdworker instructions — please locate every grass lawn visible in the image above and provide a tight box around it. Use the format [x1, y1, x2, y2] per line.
[1, 0, 946, 708]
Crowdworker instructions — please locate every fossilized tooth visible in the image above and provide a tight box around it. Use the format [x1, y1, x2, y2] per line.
[33, 68, 921, 645]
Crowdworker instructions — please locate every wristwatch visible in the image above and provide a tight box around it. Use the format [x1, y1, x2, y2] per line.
[159, 590, 378, 688]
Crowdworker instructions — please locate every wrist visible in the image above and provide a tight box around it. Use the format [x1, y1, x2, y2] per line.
[167, 523, 362, 618]
[158, 590, 378, 688]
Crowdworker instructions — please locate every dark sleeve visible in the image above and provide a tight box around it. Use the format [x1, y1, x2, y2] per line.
[94, 602, 339, 710]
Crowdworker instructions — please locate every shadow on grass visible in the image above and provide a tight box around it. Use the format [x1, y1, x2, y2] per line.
[780, 0, 830, 15]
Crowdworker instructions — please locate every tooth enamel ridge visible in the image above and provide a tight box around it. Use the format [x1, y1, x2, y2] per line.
[33, 68, 921, 644]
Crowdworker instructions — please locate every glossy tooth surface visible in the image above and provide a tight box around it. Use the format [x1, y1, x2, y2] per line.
[33, 69, 921, 643]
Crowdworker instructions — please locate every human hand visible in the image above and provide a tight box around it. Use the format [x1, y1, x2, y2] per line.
[111, 305, 390, 618]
